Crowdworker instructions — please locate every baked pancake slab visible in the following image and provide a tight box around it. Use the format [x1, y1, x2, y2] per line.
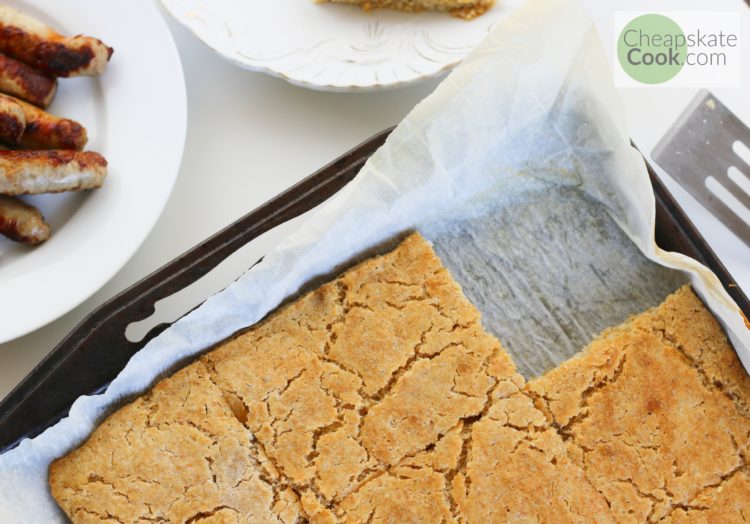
[526, 286, 750, 523]
[49, 363, 303, 523]
[49, 233, 614, 523]
[629, 286, 750, 419]
[450, 392, 613, 523]
[47, 243, 750, 523]
[316, 0, 495, 20]
[661, 470, 750, 524]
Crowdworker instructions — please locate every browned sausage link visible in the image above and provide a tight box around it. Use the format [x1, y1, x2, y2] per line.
[19, 97, 87, 150]
[0, 52, 56, 107]
[0, 94, 87, 150]
[0, 150, 106, 195]
[0, 194, 49, 244]
[0, 93, 24, 145]
[0, 6, 112, 78]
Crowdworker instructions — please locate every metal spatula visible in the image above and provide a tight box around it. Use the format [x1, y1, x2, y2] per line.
[652, 90, 750, 245]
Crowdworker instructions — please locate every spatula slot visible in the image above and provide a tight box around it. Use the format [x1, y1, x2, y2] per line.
[732, 139, 750, 168]
[705, 176, 750, 227]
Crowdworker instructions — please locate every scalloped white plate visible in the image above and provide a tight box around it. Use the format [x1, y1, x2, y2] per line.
[0, 0, 186, 343]
[160, 0, 524, 91]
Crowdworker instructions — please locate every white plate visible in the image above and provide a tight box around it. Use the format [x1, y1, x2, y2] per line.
[0, 0, 187, 343]
[160, 0, 524, 91]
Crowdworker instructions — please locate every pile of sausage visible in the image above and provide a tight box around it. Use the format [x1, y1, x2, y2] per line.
[0, 4, 111, 245]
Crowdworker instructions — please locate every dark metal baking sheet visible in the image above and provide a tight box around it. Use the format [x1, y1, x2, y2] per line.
[0, 128, 747, 453]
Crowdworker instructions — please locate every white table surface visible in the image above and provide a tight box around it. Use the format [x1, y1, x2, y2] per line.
[0, 0, 748, 399]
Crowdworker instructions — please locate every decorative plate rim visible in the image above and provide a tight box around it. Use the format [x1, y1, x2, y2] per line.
[158, 0, 516, 92]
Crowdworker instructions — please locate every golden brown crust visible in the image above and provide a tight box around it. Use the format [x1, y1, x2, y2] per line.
[317, 0, 495, 20]
[200, 233, 535, 511]
[49, 243, 750, 524]
[338, 467, 456, 523]
[629, 286, 750, 418]
[526, 286, 750, 522]
[49, 234, 616, 523]
[661, 470, 750, 524]
[359, 327, 517, 466]
[49, 362, 303, 523]
[454, 393, 614, 523]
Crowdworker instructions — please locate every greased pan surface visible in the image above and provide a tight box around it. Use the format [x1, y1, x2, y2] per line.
[0, 128, 747, 453]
